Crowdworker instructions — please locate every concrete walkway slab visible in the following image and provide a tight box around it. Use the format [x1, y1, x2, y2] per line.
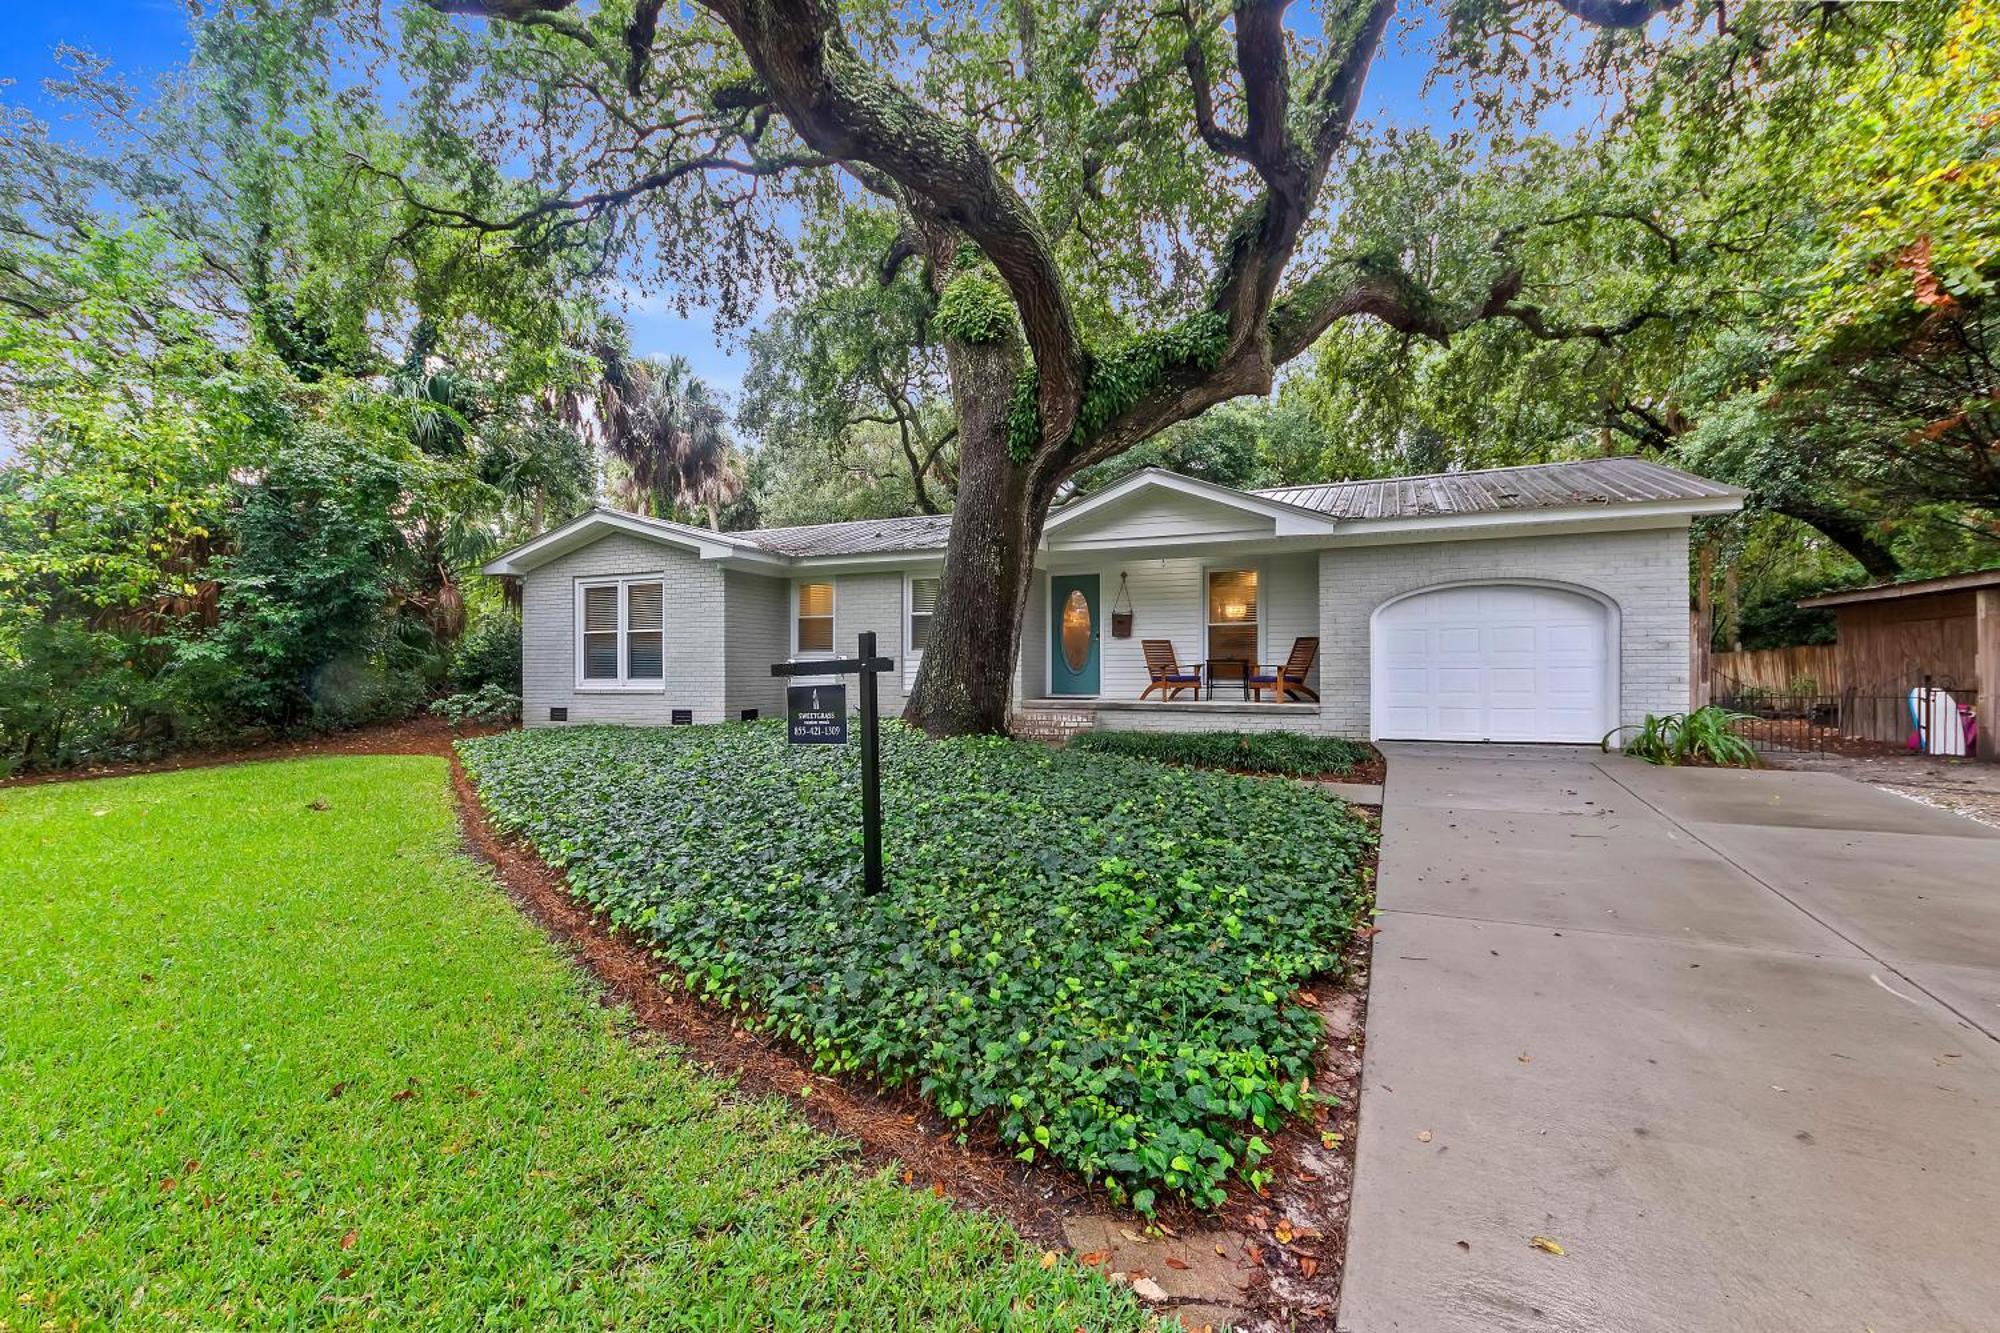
[1339, 744, 2000, 1333]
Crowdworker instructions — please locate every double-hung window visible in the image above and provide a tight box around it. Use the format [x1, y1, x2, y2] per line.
[794, 581, 835, 655]
[1206, 568, 1259, 665]
[905, 574, 939, 686]
[908, 576, 938, 654]
[577, 577, 665, 687]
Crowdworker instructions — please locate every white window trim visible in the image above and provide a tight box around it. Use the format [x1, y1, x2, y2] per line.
[903, 571, 939, 689]
[574, 575, 667, 692]
[1199, 562, 1266, 671]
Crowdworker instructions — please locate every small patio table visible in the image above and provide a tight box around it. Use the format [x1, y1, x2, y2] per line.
[1206, 658, 1250, 701]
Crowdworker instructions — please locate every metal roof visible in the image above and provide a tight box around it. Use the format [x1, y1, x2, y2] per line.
[1254, 457, 1739, 520]
[492, 458, 1736, 566]
[742, 512, 956, 558]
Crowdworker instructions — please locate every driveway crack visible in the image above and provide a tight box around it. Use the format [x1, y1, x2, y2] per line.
[1593, 759, 1999, 1044]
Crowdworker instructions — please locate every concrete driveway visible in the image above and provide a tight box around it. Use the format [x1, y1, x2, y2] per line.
[1337, 745, 2000, 1333]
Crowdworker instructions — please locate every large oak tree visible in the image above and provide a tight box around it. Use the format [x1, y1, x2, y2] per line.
[401, 0, 1874, 734]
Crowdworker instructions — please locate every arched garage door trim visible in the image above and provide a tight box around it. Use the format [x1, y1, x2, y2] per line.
[1368, 579, 1621, 743]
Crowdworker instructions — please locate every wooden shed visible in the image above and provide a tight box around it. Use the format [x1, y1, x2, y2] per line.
[1798, 570, 2000, 760]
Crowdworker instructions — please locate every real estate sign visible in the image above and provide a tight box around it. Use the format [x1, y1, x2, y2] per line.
[786, 683, 848, 745]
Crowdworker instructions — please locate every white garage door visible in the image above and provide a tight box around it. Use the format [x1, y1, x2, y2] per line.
[1373, 584, 1612, 742]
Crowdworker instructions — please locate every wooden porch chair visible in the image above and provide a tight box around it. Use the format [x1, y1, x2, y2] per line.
[1250, 636, 1320, 702]
[1140, 639, 1203, 701]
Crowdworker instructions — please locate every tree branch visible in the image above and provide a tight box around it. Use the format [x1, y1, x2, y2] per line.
[422, 0, 596, 48]
[695, 0, 1088, 445]
[1549, 0, 1684, 29]
[1178, 7, 1252, 161]
[624, 0, 667, 94]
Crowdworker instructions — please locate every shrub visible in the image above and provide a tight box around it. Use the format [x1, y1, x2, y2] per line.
[0, 623, 180, 773]
[431, 683, 522, 728]
[449, 613, 522, 694]
[460, 721, 1375, 1213]
[1068, 729, 1371, 778]
[1608, 705, 1760, 767]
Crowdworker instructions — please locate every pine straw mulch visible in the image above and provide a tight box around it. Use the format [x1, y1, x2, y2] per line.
[447, 749, 1378, 1333]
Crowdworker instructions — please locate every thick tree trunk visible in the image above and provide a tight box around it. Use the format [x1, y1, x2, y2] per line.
[902, 333, 1054, 735]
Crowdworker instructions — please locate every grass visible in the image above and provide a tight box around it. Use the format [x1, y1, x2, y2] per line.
[1066, 730, 1374, 779]
[462, 722, 1374, 1212]
[0, 756, 1151, 1331]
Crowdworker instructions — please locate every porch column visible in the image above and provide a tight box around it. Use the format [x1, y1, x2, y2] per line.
[1979, 587, 1999, 762]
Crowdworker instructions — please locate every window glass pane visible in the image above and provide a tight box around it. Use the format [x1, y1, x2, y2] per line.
[627, 581, 663, 632]
[797, 583, 834, 618]
[797, 615, 833, 653]
[1207, 569, 1258, 626]
[627, 631, 663, 679]
[909, 577, 937, 654]
[583, 584, 619, 633]
[1208, 569, 1258, 663]
[1210, 625, 1257, 662]
[583, 632, 618, 679]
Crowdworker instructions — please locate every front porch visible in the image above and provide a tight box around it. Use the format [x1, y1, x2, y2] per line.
[1013, 696, 1321, 742]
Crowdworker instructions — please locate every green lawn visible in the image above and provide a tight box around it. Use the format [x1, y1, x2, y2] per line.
[0, 756, 1150, 1331]
[463, 722, 1374, 1214]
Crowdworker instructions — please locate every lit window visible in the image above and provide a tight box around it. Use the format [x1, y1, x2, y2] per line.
[909, 576, 938, 654]
[1206, 569, 1258, 663]
[796, 582, 834, 654]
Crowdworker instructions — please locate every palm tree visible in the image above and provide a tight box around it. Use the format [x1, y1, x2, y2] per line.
[589, 347, 744, 529]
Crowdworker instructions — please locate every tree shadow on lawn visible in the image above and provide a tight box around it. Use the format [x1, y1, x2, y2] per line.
[448, 752, 1378, 1333]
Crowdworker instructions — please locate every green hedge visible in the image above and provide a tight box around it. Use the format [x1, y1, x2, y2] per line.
[461, 721, 1374, 1213]
[1068, 729, 1371, 778]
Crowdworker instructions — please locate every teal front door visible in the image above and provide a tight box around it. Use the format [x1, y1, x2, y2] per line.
[1049, 574, 1101, 695]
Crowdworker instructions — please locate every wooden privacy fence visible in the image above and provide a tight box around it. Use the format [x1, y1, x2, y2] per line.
[1709, 644, 1841, 696]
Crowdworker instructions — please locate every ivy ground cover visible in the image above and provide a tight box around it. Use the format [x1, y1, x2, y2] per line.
[0, 757, 1146, 1330]
[461, 722, 1375, 1212]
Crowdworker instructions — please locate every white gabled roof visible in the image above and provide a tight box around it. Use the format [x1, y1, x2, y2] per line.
[480, 507, 777, 576]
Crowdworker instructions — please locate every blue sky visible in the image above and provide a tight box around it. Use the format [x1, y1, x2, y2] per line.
[0, 3, 1595, 402]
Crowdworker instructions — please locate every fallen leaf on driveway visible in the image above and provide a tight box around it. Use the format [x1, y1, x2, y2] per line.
[1076, 1250, 1111, 1267]
[1416, 1129, 1433, 1143]
[1165, 1257, 1190, 1271]
[1130, 1277, 1168, 1302]
[1529, 1235, 1566, 1256]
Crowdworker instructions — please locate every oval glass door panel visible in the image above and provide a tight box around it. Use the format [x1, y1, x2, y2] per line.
[1061, 589, 1093, 672]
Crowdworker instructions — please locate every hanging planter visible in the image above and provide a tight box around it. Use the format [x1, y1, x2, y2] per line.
[1110, 572, 1134, 638]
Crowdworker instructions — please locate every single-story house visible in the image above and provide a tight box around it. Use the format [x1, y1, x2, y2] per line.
[481, 457, 1742, 744]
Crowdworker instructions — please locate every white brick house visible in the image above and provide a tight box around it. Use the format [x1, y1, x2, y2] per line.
[482, 459, 1742, 744]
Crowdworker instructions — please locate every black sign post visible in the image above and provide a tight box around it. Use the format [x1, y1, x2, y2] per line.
[772, 630, 893, 894]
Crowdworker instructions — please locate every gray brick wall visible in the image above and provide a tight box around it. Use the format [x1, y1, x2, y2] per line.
[832, 572, 908, 715]
[520, 533, 725, 727]
[723, 570, 788, 721]
[1316, 525, 1692, 737]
